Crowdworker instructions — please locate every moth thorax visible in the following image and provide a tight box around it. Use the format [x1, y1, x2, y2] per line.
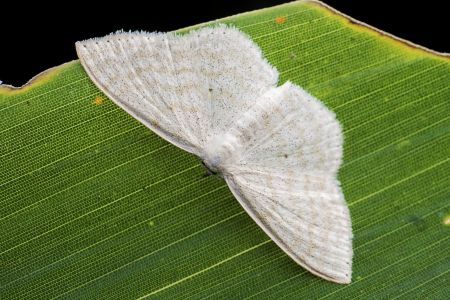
[203, 132, 241, 173]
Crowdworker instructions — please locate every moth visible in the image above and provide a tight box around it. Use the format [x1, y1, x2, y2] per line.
[76, 24, 353, 284]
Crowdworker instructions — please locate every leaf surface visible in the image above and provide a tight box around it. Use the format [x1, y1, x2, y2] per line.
[1, 1, 449, 299]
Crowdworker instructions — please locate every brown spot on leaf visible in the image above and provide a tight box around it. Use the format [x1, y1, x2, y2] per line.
[93, 95, 104, 105]
[275, 16, 286, 24]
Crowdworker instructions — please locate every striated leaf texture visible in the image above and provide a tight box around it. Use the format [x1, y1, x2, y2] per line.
[1, 1, 449, 299]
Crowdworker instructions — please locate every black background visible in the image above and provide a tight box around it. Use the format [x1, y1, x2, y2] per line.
[0, 0, 447, 87]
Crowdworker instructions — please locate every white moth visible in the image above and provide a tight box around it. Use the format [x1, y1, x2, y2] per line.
[76, 24, 353, 284]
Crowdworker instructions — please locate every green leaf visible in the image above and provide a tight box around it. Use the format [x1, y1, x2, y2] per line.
[1, 1, 449, 298]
